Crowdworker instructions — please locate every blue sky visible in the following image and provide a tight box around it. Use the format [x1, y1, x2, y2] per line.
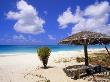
[0, 0, 110, 45]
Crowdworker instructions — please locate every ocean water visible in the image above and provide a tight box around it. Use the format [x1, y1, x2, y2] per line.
[0, 45, 110, 55]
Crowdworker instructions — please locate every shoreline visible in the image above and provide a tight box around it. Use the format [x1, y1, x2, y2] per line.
[0, 48, 109, 56]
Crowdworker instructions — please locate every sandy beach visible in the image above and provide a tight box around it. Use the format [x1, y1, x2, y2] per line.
[1, 0, 110, 81]
[0, 49, 109, 82]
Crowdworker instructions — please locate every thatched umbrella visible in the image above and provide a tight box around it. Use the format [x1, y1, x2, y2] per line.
[59, 31, 110, 66]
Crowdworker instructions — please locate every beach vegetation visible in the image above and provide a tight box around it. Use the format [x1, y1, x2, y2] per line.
[76, 57, 84, 63]
[76, 52, 110, 68]
[37, 47, 51, 68]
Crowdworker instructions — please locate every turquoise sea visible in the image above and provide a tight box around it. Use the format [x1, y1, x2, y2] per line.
[0, 45, 110, 54]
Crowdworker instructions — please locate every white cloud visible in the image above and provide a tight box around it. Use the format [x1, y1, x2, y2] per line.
[57, 1, 110, 35]
[13, 34, 27, 40]
[12, 34, 41, 43]
[48, 35, 56, 40]
[84, 1, 110, 17]
[7, 0, 45, 34]
[28, 35, 41, 43]
[57, 7, 84, 29]
[57, 8, 74, 28]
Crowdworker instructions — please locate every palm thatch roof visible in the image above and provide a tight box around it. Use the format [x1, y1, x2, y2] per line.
[59, 31, 110, 66]
[59, 31, 110, 45]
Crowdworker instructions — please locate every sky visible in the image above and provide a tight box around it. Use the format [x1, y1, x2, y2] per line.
[0, 0, 110, 45]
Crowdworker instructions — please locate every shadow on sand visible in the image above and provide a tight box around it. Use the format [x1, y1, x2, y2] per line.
[40, 66, 55, 69]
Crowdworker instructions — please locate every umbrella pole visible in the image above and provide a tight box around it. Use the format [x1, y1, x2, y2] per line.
[84, 44, 89, 66]
[105, 45, 110, 57]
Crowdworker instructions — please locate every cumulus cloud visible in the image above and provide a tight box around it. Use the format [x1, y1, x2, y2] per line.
[48, 35, 56, 40]
[57, 1, 110, 35]
[57, 8, 75, 28]
[57, 7, 84, 29]
[84, 1, 109, 17]
[7, 0, 45, 34]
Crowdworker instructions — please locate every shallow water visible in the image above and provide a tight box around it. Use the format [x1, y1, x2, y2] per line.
[0, 45, 109, 55]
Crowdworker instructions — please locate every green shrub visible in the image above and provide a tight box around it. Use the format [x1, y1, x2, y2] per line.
[88, 57, 93, 63]
[37, 47, 51, 68]
[76, 57, 93, 63]
[76, 57, 84, 63]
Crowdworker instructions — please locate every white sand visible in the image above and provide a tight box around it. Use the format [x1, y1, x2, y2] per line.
[0, 49, 108, 82]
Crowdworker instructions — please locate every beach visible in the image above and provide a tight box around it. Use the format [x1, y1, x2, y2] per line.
[0, 53, 79, 82]
[1, 0, 110, 81]
[0, 48, 109, 82]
